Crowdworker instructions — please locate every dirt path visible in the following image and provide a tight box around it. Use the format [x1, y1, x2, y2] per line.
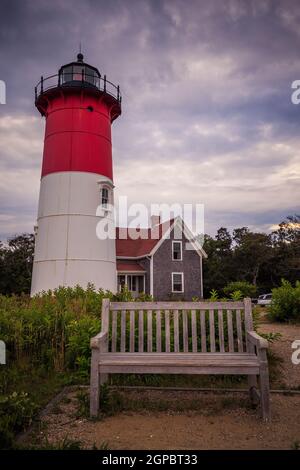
[30, 391, 300, 449]
[259, 322, 300, 389]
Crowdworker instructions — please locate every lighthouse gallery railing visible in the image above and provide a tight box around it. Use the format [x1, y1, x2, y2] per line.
[35, 73, 121, 105]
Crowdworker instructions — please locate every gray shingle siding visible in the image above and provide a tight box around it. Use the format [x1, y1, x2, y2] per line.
[153, 228, 203, 301]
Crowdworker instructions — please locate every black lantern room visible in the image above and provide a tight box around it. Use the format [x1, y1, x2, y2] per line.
[58, 53, 101, 88]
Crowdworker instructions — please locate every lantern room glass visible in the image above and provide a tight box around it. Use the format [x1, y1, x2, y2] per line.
[61, 65, 99, 87]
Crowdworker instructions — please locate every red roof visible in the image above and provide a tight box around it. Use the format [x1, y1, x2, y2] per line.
[117, 261, 146, 272]
[116, 219, 174, 258]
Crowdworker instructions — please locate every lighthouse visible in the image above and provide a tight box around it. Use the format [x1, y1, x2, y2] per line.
[31, 53, 121, 295]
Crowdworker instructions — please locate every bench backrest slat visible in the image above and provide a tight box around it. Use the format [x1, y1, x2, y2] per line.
[147, 310, 153, 352]
[182, 310, 189, 352]
[105, 299, 252, 354]
[138, 310, 144, 352]
[121, 310, 126, 352]
[173, 310, 179, 352]
[165, 310, 170, 353]
[111, 310, 117, 352]
[218, 309, 225, 353]
[130, 310, 135, 353]
[110, 301, 244, 311]
[227, 310, 234, 353]
[209, 309, 216, 353]
[200, 310, 207, 352]
[236, 309, 243, 353]
[191, 310, 197, 353]
[156, 310, 162, 353]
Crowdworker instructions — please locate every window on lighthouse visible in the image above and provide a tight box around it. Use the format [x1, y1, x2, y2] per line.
[102, 188, 109, 208]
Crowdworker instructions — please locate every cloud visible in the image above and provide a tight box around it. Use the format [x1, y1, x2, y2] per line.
[0, 0, 299, 239]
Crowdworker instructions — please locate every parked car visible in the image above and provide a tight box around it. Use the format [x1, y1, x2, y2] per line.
[257, 293, 272, 306]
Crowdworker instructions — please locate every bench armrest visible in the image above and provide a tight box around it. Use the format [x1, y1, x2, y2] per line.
[90, 331, 108, 350]
[247, 331, 268, 350]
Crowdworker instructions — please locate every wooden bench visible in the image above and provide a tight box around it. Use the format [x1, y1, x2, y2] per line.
[90, 298, 270, 420]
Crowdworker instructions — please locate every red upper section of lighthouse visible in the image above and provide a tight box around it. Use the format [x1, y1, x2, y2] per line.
[35, 54, 121, 180]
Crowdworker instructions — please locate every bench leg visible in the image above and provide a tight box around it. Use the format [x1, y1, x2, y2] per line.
[90, 349, 100, 418]
[259, 358, 271, 421]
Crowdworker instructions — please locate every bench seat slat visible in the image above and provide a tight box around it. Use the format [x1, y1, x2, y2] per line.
[98, 353, 259, 375]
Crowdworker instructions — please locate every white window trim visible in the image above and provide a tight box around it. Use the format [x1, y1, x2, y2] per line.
[172, 272, 184, 293]
[172, 240, 182, 261]
[97, 179, 114, 215]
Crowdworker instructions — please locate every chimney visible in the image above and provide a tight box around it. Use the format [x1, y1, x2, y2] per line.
[151, 215, 161, 227]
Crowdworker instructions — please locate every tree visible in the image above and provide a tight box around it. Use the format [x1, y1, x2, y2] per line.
[233, 231, 273, 286]
[223, 281, 257, 298]
[0, 234, 34, 295]
[270, 215, 300, 287]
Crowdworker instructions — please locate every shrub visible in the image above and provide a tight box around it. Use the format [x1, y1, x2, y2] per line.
[0, 392, 37, 448]
[269, 280, 300, 322]
[223, 281, 257, 299]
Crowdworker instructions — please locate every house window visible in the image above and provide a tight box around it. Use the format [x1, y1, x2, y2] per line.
[172, 241, 182, 261]
[172, 272, 184, 293]
[101, 187, 109, 207]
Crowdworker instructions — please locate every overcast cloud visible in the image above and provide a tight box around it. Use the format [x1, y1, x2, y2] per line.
[0, 0, 299, 239]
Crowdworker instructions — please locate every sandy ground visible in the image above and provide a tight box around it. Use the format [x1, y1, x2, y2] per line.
[259, 322, 300, 389]
[24, 319, 300, 450]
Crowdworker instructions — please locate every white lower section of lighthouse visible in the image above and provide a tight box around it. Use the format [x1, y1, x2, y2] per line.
[31, 172, 116, 295]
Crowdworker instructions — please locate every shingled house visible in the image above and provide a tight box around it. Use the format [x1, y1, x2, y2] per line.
[116, 216, 207, 300]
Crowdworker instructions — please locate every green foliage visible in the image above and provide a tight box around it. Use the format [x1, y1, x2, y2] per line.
[209, 289, 219, 301]
[0, 285, 148, 447]
[230, 290, 243, 301]
[29, 436, 82, 450]
[203, 214, 300, 296]
[259, 332, 282, 343]
[269, 280, 300, 322]
[291, 440, 300, 450]
[75, 389, 90, 418]
[223, 281, 257, 299]
[0, 392, 37, 448]
[0, 234, 34, 295]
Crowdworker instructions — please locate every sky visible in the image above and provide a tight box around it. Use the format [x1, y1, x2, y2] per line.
[0, 0, 299, 239]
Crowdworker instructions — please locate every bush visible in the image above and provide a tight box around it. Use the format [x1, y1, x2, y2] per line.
[0, 392, 37, 448]
[269, 280, 300, 322]
[0, 285, 150, 447]
[223, 281, 257, 299]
